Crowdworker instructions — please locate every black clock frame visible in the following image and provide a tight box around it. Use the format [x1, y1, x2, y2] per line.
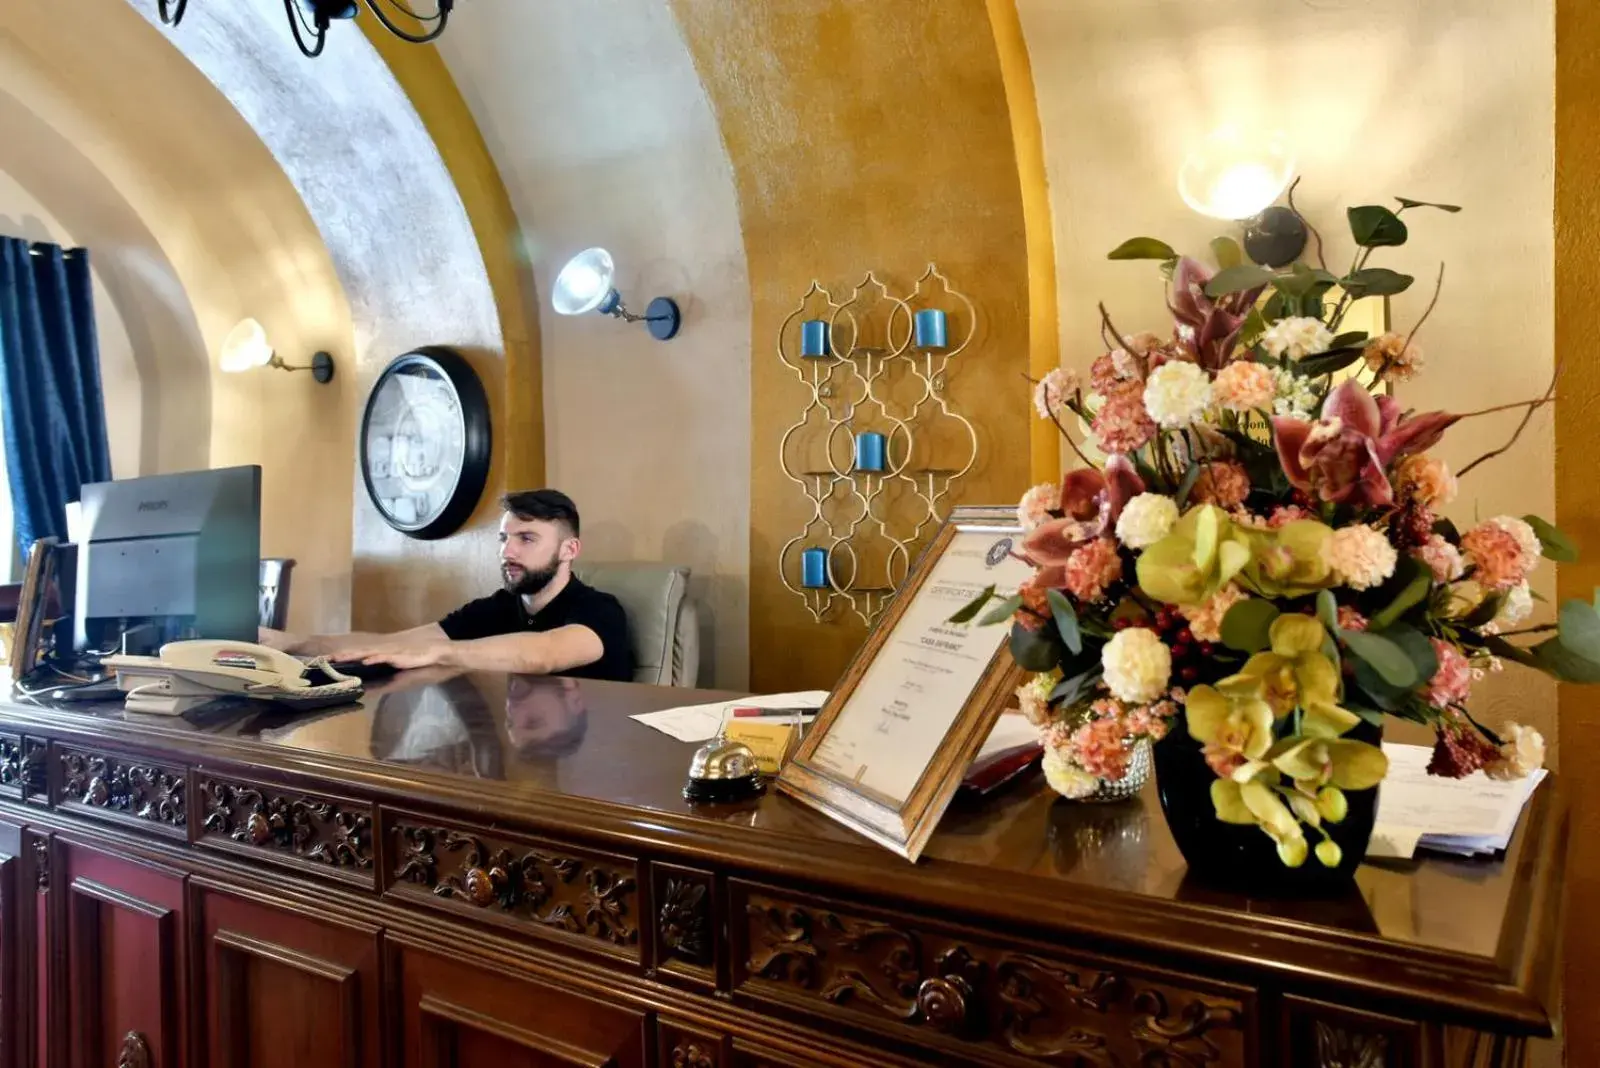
[359, 346, 492, 541]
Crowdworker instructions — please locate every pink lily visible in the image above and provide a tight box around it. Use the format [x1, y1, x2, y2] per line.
[1169, 257, 1267, 370]
[1021, 455, 1145, 566]
[1273, 380, 1458, 507]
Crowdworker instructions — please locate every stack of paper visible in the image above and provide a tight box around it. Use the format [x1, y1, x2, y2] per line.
[1369, 742, 1547, 860]
[629, 691, 828, 743]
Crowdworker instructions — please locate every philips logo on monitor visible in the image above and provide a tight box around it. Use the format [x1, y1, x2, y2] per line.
[136, 500, 169, 513]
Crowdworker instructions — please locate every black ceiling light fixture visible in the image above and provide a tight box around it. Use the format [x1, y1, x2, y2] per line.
[156, 0, 455, 59]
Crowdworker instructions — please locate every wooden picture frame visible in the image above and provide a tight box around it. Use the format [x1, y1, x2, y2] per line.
[776, 506, 1032, 861]
[9, 537, 57, 681]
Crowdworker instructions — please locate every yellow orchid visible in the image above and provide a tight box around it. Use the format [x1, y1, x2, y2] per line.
[1135, 505, 1255, 607]
[1186, 685, 1274, 777]
[1215, 616, 1358, 737]
[1245, 520, 1338, 598]
[1211, 778, 1310, 867]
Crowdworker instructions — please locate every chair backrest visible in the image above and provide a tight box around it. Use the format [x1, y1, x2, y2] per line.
[574, 562, 698, 687]
[259, 558, 296, 630]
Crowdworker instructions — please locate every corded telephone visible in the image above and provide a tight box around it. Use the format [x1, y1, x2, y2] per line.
[102, 640, 364, 716]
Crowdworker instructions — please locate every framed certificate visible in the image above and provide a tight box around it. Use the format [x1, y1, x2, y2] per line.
[777, 507, 1033, 861]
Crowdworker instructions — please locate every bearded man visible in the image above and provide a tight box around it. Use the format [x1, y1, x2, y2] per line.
[263, 490, 634, 681]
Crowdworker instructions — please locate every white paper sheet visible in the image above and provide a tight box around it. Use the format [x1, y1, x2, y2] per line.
[629, 691, 828, 743]
[1370, 742, 1546, 859]
[976, 713, 1041, 762]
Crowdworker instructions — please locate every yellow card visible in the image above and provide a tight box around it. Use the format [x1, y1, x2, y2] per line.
[723, 721, 801, 774]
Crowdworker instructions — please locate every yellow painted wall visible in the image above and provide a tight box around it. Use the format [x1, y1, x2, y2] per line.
[672, 0, 1036, 691]
[1017, 0, 1558, 759]
[1556, 0, 1600, 1061]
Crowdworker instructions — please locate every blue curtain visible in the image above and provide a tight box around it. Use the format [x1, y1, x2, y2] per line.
[0, 237, 112, 550]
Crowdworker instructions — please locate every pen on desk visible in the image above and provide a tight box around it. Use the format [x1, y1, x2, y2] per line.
[731, 707, 817, 719]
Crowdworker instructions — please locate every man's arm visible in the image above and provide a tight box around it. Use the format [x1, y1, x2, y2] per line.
[260, 624, 446, 658]
[351, 625, 605, 675]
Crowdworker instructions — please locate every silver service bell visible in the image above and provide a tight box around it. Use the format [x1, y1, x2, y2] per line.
[683, 735, 764, 803]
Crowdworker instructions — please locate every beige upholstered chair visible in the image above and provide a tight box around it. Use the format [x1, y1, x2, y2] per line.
[575, 562, 699, 687]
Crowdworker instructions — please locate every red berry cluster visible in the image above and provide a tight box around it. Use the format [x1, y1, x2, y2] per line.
[1114, 609, 1215, 685]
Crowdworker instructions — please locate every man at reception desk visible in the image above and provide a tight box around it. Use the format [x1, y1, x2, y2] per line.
[262, 490, 635, 681]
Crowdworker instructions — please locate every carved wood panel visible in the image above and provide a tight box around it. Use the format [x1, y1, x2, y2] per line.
[197, 777, 374, 887]
[198, 886, 383, 1068]
[0, 820, 19, 1068]
[57, 747, 186, 838]
[652, 864, 714, 986]
[1283, 995, 1418, 1068]
[733, 884, 1250, 1066]
[0, 733, 22, 800]
[391, 941, 649, 1067]
[60, 843, 186, 1068]
[658, 1021, 726, 1068]
[24, 829, 51, 1068]
[20, 740, 45, 806]
[387, 817, 641, 959]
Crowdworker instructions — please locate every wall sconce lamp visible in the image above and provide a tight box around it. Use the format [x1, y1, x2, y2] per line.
[218, 318, 335, 383]
[551, 247, 681, 341]
[1178, 128, 1306, 268]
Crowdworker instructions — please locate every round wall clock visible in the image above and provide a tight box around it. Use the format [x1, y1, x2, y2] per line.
[359, 347, 492, 541]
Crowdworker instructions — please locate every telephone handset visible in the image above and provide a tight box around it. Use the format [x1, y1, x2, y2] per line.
[103, 640, 364, 716]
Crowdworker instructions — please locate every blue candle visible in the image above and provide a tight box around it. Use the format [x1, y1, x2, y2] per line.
[801, 547, 829, 589]
[801, 319, 831, 358]
[854, 431, 886, 473]
[914, 308, 948, 350]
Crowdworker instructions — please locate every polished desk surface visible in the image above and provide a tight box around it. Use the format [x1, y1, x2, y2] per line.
[0, 669, 1563, 1028]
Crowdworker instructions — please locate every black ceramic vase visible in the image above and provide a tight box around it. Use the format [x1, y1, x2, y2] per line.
[1153, 714, 1381, 897]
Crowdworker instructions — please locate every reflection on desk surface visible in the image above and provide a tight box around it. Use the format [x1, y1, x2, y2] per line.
[0, 670, 1536, 962]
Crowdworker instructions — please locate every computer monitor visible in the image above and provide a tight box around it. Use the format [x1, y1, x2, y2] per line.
[72, 465, 261, 656]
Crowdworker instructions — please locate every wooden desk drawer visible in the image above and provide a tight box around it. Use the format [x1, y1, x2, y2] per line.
[729, 880, 1254, 1066]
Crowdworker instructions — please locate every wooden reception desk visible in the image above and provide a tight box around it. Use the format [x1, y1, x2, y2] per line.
[0, 670, 1563, 1067]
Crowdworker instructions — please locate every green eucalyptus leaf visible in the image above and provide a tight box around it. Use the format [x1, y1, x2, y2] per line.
[1531, 635, 1600, 682]
[1046, 589, 1084, 655]
[1108, 237, 1179, 261]
[1316, 590, 1339, 633]
[1348, 704, 1387, 727]
[1210, 236, 1243, 270]
[1295, 347, 1364, 377]
[1175, 462, 1203, 508]
[977, 593, 1024, 628]
[1341, 267, 1415, 298]
[1340, 629, 1418, 687]
[1221, 599, 1281, 653]
[1239, 307, 1268, 349]
[1558, 597, 1600, 663]
[1009, 622, 1063, 672]
[1524, 514, 1579, 563]
[948, 584, 995, 624]
[1368, 557, 1433, 631]
[1432, 516, 1462, 543]
[1204, 264, 1274, 298]
[1395, 197, 1462, 213]
[1459, 591, 1507, 630]
[1348, 205, 1409, 248]
[1050, 669, 1101, 708]
[1329, 331, 1370, 349]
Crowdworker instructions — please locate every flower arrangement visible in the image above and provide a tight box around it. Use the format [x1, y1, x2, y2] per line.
[958, 197, 1574, 871]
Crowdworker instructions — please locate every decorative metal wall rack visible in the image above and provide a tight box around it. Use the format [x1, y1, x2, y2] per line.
[777, 265, 979, 625]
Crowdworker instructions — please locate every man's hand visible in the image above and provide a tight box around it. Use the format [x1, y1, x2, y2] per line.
[340, 639, 451, 671]
[258, 627, 303, 652]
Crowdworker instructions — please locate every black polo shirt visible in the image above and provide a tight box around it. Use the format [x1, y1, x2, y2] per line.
[437, 579, 635, 682]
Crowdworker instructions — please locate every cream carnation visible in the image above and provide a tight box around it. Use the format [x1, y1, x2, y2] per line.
[1483, 581, 1534, 635]
[1260, 316, 1334, 361]
[1394, 455, 1457, 509]
[1116, 493, 1180, 549]
[1489, 516, 1542, 574]
[1015, 671, 1059, 727]
[1485, 723, 1546, 781]
[1413, 534, 1466, 582]
[1101, 627, 1172, 704]
[1017, 482, 1059, 532]
[1142, 361, 1212, 429]
[1033, 367, 1080, 421]
[1042, 746, 1100, 799]
[1322, 524, 1398, 591]
[1211, 360, 1277, 412]
[1181, 584, 1247, 643]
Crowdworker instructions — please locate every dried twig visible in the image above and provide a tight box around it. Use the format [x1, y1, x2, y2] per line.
[1457, 361, 1561, 478]
[1286, 177, 1326, 271]
[1047, 404, 1098, 471]
[1401, 263, 1446, 353]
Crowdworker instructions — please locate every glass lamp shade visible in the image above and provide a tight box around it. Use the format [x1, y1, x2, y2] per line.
[219, 318, 275, 373]
[552, 247, 619, 316]
[1177, 128, 1295, 221]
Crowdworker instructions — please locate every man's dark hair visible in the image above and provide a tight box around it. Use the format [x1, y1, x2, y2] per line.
[501, 489, 580, 538]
